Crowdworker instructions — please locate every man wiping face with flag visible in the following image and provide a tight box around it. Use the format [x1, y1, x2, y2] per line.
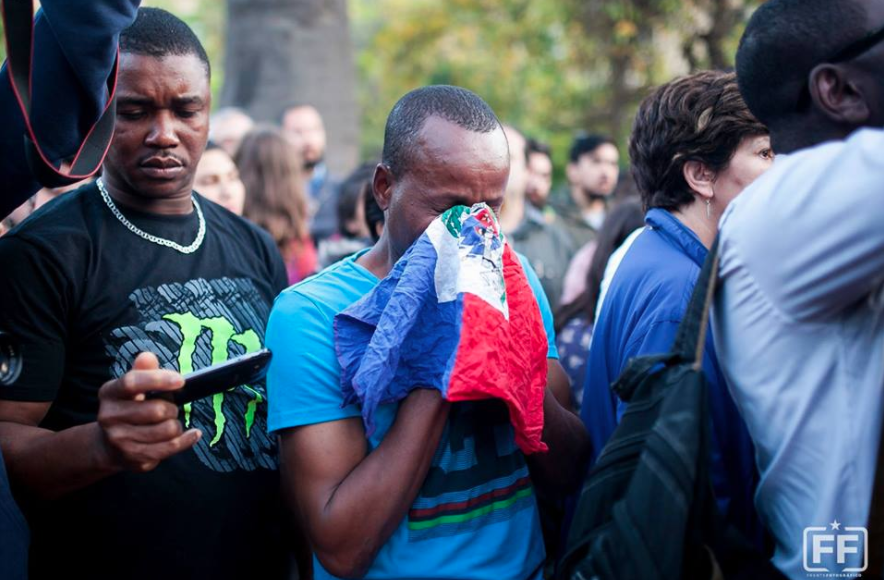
[336, 202, 549, 454]
[266, 85, 590, 580]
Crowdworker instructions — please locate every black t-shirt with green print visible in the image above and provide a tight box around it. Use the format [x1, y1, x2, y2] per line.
[0, 182, 289, 580]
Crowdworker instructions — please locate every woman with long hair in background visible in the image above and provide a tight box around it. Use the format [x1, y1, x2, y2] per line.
[236, 126, 318, 285]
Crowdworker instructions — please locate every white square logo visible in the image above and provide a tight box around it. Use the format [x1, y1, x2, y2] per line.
[803, 521, 868, 576]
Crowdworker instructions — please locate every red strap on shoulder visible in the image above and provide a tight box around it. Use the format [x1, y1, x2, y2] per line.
[2, 0, 118, 188]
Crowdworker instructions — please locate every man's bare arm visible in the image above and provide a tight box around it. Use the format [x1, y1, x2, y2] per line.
[0, 353, 201, 500]
[0, 402, 116, 499]
[548, 358, 574, 411]
[527, 359, 591, 496]
[279, 388, 449, 579]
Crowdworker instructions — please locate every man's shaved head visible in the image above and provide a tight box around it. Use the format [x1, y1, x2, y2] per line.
[736, 0, 868, 128]
[120, 7, 211, 78]
[382, 85, 502, 178]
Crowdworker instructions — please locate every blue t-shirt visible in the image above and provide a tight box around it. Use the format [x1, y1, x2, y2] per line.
[266, 251, 556, 580]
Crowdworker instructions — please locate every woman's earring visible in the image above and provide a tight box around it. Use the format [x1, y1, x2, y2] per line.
[706, 199, 712, 219]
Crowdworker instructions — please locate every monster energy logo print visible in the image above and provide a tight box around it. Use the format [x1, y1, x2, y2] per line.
[105, 277, 277, 473]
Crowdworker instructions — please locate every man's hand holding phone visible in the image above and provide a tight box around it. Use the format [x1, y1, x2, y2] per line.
[96, 352, 202, 473]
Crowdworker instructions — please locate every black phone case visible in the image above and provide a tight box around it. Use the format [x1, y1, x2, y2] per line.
[148, 349, 272, 405]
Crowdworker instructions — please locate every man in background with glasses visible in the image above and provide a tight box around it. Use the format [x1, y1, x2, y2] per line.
[712, 0, 884, 577]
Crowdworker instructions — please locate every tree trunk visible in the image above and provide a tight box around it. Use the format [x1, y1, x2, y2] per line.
[220, 0, 360, 177]
[701, 0, 742, 70]
[607, 52, 633, 145]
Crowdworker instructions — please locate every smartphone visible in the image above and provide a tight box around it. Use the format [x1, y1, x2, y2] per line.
[147, 349, 273, 405]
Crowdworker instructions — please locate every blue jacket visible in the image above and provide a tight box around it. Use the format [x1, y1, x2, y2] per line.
[580, 208, 763, 546]
[0, 1, 140, 216]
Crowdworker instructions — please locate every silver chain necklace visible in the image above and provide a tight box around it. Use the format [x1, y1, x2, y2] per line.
[97, 178, 206, 254]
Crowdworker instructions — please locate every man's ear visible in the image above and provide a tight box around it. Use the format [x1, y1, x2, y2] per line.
[809, 64, 871, 126]
[682, 160, 715, 200]
[372, 164, 394, 211]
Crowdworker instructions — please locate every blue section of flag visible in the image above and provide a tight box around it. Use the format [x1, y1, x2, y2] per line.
[335, 229, 462, 436]
[335, 205, 511, 438]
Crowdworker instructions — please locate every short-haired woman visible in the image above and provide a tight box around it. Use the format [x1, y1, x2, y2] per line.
[581, 70, 773, 548]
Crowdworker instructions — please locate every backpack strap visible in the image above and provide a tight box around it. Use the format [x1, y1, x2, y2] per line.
[611, 353, 675, 403]
[671, 236, 721, 369]
[2, 0, 118, 188]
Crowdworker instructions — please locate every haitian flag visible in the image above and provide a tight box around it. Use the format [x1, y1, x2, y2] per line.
[334, 203, 549, 454]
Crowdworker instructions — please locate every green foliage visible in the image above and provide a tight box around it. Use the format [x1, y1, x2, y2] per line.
[352, 0, 763, 176]
[354, 0, 592, 163]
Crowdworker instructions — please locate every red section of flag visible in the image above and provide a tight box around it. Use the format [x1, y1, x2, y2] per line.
[446, 245, 549, 454]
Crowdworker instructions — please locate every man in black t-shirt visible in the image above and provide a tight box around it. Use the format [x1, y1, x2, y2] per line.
[0, 9, 295, 579]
